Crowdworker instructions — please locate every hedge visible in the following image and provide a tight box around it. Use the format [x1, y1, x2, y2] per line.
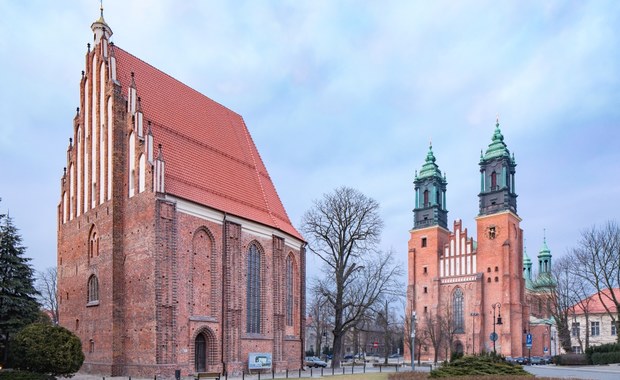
[552, 353, 588, 365]
[591, 351, 620, 365]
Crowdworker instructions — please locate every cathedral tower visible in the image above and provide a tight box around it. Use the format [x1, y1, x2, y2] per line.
[407, 144, 450, 361]
[475, 120, 526, 357]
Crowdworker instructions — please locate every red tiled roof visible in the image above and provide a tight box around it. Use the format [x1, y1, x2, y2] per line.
[571, 288, 620, 314]
[113, 46, 303, 241]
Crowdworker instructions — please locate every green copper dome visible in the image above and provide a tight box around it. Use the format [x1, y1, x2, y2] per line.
[417, 143, 444, 180]
[483, 120, 511, 161]
[538, 236, 552, 259]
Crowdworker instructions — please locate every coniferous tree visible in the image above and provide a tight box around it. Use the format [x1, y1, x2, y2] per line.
[0, 202, 40, 365]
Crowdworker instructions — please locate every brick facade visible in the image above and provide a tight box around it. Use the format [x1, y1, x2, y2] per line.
[58, 13, 304, 377]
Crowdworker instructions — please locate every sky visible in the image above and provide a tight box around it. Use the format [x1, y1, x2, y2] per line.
[0, 0, 618, 281]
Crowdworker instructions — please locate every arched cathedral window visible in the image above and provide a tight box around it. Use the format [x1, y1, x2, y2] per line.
[87, 274, 99, 304]
[286, 254, 294, 326]
[246, 244, 261, 334]
[453, 287, 464, 333]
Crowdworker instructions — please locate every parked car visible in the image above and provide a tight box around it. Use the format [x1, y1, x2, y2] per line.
[530, 356, 543, 365]
[515, 357, 528, 365]
[542, 355, 552, 364]
[343, 354, 354, 361]
[388, 353, 403, 358]
[304, 356, 328, 368]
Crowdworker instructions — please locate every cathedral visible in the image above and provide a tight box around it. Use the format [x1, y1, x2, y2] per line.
[407, 123, 555, 361]
[57, 10, 305, 377]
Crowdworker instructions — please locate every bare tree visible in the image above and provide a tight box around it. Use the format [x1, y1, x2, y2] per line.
[572, 221, 620, 343]
[548, 255, 576, 353]
[307, 285, 332, 356]
[421, 311, 444, 363]
[36, 267, 59, 324]
[375, 299, 402, 363]
[301, 187, 404, 367]
[439, 299, 459, 360]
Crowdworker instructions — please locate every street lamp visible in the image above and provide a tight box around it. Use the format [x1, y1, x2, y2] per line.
[491, 303, 503, 355]
[411, 311, 416, 370]
[470, 312, 479, 354]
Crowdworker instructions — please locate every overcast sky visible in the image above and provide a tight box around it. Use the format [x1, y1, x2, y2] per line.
[0, 1, 618, 281]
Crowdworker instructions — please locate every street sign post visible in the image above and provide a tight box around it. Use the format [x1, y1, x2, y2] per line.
[526, 333, 532, 364]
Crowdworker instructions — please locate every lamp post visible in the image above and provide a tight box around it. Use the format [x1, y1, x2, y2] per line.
[470, 312, 479, 355]
[491, 303, 503, 355]
[411, 311, 416, 370]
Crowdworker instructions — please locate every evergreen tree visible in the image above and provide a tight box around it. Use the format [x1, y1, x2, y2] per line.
[0, 202, 40, 365]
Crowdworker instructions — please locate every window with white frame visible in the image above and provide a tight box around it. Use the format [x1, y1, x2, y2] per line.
[591, 321, 600, 336]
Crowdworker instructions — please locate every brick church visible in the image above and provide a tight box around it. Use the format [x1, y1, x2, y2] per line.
[57, 10, 305, 377]
[407, 123, 554, 361]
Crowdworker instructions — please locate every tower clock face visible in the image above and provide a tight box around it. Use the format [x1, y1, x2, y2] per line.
[486, 225, 500, 240]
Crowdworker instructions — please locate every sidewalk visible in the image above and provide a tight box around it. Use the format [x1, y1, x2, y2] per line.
[68, 364, 423, 380]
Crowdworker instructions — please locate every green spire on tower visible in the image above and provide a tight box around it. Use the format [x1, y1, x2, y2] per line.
[483, 118, 512, 161]
[418, 143, 444, 180]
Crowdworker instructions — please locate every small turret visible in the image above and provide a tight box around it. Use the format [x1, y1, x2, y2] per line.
[523, 246, 533, 289]
[91, 3, 112, 46]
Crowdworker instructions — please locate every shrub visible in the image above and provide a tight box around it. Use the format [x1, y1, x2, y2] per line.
[9, 323, 84, 377]
[553, 353, 588, 365]
[429, 355, 530, 377]
[0, 370, 53, 380]
[591, 351, 620, 365]
[585, 342, 620, 364]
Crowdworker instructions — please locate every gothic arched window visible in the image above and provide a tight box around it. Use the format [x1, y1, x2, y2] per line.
[87, 275, 99, 304]
[246, 244, 261, 334]
[491, 171, 497, 190]
[286, 255, 294, 326]
[423, 190, 429, 207]
[453, 287, 464, 333]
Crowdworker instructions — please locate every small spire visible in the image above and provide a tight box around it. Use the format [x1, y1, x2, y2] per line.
[76, 107, 80, 115]
[87, 43, 91, 52]
[63, 167, 67, 176]
[496, 114, 500, 127]
[147, 120, 153, 135]
[69, 138, 73, 147]
[157, 143, 164, 159]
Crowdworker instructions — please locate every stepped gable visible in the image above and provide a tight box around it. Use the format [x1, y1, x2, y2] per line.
[114, 46, 302, 240]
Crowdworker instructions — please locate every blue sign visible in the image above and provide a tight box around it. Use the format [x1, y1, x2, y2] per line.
[490, 332, 498, 342]
[526, 333, 532, 348]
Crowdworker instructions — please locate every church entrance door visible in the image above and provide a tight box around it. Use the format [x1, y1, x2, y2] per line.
[195, 333, 207, 372]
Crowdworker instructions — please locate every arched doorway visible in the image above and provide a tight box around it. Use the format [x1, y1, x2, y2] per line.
[195, 333, 207, 372]
[454, 341, 464, 355]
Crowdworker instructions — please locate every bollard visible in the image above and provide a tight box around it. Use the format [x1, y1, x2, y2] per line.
[258, 371, 261, 380]
[242, 371, 245, 380]
[321, 368, 323, 376]
[286, 369, 289, 379]
[298, 369, 301, 378]
[342, 367, 344, 375]
[331, 367, 334, 376]
[380, 365, 382, 373]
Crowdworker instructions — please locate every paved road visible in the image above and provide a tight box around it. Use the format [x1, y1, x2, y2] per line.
[524, 364, 620, 380]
